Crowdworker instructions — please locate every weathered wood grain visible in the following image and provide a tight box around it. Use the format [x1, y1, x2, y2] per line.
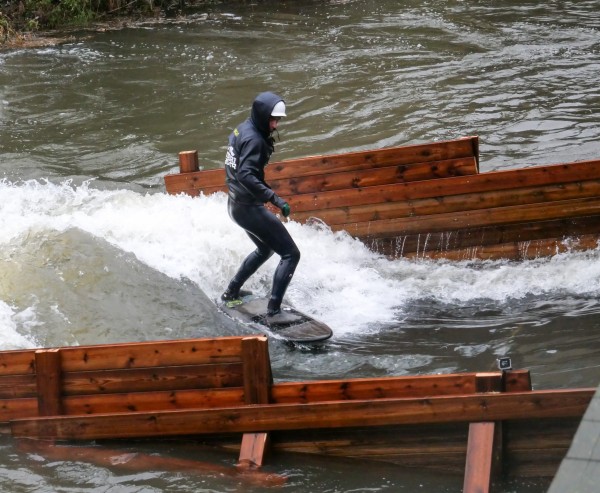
[10, 389, 593, 440]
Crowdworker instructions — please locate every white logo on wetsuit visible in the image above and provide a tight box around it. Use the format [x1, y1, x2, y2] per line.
[224, 146, 237, 170]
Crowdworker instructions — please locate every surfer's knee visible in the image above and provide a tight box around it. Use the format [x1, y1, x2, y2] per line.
[282, 246, 300, 266]
[254, 245, 274, 262]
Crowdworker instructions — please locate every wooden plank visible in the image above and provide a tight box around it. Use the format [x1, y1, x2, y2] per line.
[266, 136, 479, 179]
[0, 389, 247, 426]
[10, 388, 594, 440]
[60, 362, 243, 395]
[239, 336, 272, 468]
[270, 422, 470, 473]
[504, 417, 581, 478]
[368, 215, 600, 259]
[0, 337, 250, 374]
[290, 179, 600, 225]
[238, 432, 271, 469]
[35, 349, 63, 416]
[57, 336, 248, 372]
[270, 373, 489, 404]
[393, 232, 600, 261]
[337, 197, 600, 239]
[0, 350, 36, 376]
[267, 157, 477, 196]
[61, 387, 245, 415]
[0, 374, 37, 399]
[0, 398, 38, 423]
[164, 172, 214, 197]
[288, 159, 600, 214]
[463, 422, 501, 493]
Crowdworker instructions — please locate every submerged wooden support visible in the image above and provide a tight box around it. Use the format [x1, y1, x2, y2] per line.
[463, 422, 502, 493]
[238, 336, 272, 468]
[462, 373, 509, 493]
[16, 439, 287, 487]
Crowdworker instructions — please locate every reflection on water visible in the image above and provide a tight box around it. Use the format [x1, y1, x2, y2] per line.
[1, 0, 600, 492]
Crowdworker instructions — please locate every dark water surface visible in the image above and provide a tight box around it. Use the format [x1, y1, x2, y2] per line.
[1, 1, 600, 491]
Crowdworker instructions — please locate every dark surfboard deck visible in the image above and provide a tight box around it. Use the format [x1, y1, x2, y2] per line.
[217, 294, 333, 343]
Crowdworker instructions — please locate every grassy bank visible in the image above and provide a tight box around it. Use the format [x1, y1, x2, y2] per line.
[1, 0, 204, 47]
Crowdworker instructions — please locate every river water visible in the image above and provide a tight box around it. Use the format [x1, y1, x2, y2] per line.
[1, 0, 600, 491]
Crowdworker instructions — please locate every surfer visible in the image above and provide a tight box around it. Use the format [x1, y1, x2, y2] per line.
[221, 91, 300, 319]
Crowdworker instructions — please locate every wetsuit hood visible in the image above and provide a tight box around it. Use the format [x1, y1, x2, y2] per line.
[250, 91, 285, 137]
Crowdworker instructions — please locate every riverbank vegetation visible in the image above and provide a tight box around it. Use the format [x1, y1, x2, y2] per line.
[1, 0, 203, 48]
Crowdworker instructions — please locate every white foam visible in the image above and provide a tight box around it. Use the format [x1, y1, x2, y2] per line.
[0, 301, 37, 350]
[1, 179, 599, 341]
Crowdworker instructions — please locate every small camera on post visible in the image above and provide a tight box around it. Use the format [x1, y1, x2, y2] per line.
[497, 357, 512, 371]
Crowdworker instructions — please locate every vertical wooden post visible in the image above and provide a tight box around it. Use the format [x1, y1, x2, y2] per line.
[471, 135, 480, 172]
[503, 369, 532, 392]
[463, 422, 502, 493]
[35, 349, 63, 417]
[475, 372, 503, 393]
[241, 336, 272, 405]
[462, 373, 504, 493]
[178, 150, 199, 173]
[238, 336, 272, 469]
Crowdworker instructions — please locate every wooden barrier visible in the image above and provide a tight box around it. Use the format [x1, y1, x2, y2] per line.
[10, 388, 592, 440]
[164, 137, 600, 260]
[164, 136, 480, 197]
[0, 337, 257, 422]
[0, 335, 272, 468]
[0, 337, 591, 491]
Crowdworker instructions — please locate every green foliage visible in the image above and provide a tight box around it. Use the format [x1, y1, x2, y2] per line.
[2, 0, 185, 37]
[22, 0, 95, 29]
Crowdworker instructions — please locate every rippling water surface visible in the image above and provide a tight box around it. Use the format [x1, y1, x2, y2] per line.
[1, 1, 600, 491]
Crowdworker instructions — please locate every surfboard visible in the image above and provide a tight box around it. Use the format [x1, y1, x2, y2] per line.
[217, 294, 333, 343]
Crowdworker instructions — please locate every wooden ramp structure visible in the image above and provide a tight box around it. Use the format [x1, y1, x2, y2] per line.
[0, 336, 594, 493]
[164, 136, 600, 260]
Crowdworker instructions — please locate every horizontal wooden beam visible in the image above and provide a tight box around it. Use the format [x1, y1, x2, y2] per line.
[62, 363, 244, 396]
[10, 388, 593, 440]
[270, 371, 511, 403]
[267, 136, 479, 179]
[368, 215, 600, 259]
[291, 179, 600, 226]
[380, 232, 600, 261]
[288, 159, 600, 214]
[0, 371, 528, 425]
[337, 196, 600, 238]
[268, 157, 477, 196]
[0, 336, 255, 377]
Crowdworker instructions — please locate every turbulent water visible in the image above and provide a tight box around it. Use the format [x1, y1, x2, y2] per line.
[1, 1, 600, 492]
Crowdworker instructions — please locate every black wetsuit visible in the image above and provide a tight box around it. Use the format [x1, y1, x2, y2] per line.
[223, 91, 300, 313]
